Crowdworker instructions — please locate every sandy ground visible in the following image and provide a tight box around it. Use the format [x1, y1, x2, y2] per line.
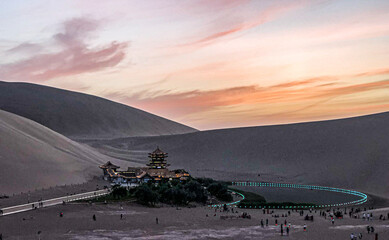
[0, 109, 128, 196]
[1, 201, 389, 240]
[87, 111, 389, 199]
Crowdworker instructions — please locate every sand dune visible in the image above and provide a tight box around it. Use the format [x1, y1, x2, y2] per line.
[89, 112, 389, 199]
[0, 110, 127, 195]
[0, 81, 197, 140]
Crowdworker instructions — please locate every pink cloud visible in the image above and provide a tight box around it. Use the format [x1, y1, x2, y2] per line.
[178, 0, 310, 48]
[6, 42, 43, 54]
[106, 71, 389, 127]
[0, 18, 128, 82]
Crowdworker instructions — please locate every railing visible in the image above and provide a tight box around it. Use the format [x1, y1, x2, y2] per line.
[231, 181, 367, 209]
[0, 189, 110, 216]
[208, 190, 245, 208]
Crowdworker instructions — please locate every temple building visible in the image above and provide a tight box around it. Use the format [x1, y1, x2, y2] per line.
[147, 147, 170, 169]
[99, 147, 190, 187]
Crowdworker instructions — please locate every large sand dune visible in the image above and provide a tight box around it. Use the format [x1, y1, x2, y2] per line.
[89, 112, 389, 199]
[0, 81, 197, 140]
[0, 110, 126, 195]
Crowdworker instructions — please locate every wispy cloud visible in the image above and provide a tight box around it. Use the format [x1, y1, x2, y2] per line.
[108, 69, 389, 129]
[0, 18, 128, 82]
[6, 42, 43, 54]
[178, 0, 311, 48]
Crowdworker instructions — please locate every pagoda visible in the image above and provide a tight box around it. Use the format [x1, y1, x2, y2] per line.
[147, 147, 170, 169]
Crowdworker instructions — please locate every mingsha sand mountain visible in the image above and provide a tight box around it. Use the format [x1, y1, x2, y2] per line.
[0, 109, 127, 195]
[89, 112, 389, 199]
[0, 81, 197, 140]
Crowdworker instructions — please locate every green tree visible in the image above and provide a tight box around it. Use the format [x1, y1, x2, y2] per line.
[134, 184, 158, 206]
[184, 180, 207, 203]
[111, 187, 128, 199]
[208, 182, 233, 202]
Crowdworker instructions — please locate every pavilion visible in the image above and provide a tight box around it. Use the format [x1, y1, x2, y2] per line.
[99, 147, 190, 186]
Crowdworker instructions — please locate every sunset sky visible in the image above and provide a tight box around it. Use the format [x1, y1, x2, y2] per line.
[1, 0, 389, 130]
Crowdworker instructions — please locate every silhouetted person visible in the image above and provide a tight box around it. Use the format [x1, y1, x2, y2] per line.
[350, 233, 355, 240]
[367, 226, 370, 234]
[266, 218, 268, 226]
[260, 219, 264, 227]
[286, 226, 289, 236]
[120, 214, 123, 220]
[281, 224, 283, 236]
[156, 217, 159, 224]
[375, 233, 378, 240]
[93, 214, 96, 221]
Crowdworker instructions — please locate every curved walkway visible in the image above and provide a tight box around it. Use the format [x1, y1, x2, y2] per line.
[209, 182, 368, 209]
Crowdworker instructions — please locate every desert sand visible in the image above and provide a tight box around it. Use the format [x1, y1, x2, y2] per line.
[0, 109, 129, 195]
[0, 201, 388, 239]
[87, 111, 389, 199]
[0, 81, 197, 140]
[0, 82, 388, 239]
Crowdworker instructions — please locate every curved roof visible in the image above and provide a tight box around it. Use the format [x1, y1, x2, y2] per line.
[99, 161, 120, 169]
[149, 147, 167, 155]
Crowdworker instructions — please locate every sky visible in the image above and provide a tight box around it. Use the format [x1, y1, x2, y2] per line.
[1, 0, 389, 130]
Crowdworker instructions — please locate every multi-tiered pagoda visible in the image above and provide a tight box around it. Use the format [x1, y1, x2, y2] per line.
[147, 147, 170, 169]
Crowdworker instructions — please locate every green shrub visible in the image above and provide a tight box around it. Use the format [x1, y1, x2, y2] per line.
[208, 182, 233, 202]
[111, 186, 128, 199]
[184, 180, 208, 203]
[134, 184, 158, 206]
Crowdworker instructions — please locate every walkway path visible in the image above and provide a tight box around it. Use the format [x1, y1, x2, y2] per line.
[0, 189, 109, 216]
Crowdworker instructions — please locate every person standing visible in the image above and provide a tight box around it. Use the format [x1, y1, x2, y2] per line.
[93, 214, 96, 221]
[156, 217, 159, 224]
[332, 218, 335, 225]
[286, 226, 289, 236]
[260, 219, 264, 228]
[350, 233, 354, 240]
[303, 224, 307, 232]
[120, 214, 123, 220]
[281, 224, 283, 236]
[266, 218, 268, 226]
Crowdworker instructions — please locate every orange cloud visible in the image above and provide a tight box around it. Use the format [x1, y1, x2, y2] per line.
[108, 71, 389, 129]
[354, 68, 389, 77]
